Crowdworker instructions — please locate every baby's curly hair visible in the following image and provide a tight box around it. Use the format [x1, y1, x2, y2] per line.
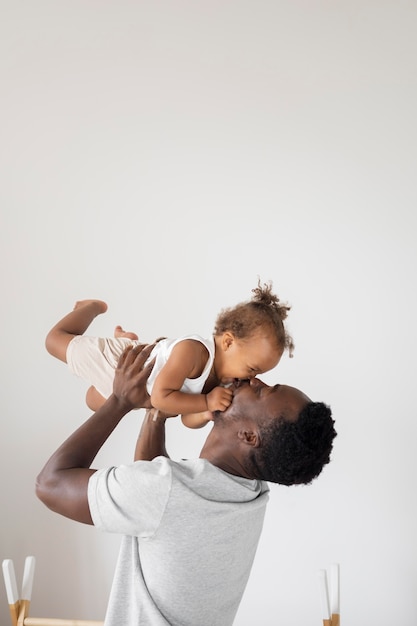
[214, 280, 295, 357]
[247, 402, 336, 485]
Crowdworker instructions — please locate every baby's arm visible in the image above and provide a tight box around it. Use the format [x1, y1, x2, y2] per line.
[151, 340, 233, 416]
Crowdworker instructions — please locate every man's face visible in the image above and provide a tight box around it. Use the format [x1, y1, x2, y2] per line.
[217, 378, 311, 425]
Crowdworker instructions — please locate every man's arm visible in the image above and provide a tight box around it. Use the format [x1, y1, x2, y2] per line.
[36, 344, 155, 525]
[134, 410, 169, 461]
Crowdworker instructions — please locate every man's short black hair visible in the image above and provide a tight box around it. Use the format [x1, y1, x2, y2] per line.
[247, 402, 337, 485]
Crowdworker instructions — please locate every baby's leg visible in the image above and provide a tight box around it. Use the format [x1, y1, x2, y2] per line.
[85, 385, 106, 411]
[181, 411, 213, 429]
[45, 299, 108, 363]
[114, 325, 139, 340]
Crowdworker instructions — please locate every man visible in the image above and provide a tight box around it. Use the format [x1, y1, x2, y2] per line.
[36, 344, 336, 626]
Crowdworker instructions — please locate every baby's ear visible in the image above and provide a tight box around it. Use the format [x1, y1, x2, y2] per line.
[237, 429, 260, 448]
[221, 331, 235, 351]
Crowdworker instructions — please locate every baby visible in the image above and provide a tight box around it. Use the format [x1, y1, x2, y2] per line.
[45, 281, 294, 428]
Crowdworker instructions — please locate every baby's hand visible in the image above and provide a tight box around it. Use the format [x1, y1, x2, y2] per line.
[206, 386, 233, 412]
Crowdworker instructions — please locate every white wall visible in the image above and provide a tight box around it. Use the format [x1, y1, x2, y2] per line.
[1, 1, 416, 624]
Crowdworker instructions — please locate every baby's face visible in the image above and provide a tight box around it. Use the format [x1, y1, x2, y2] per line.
[217, 332, 282, 384]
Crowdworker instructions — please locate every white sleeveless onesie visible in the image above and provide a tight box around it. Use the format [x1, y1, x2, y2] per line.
[66, 334, 215, 400]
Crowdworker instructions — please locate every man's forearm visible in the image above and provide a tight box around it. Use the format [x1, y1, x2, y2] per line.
[36, 394, 133, 524]
[134, 410, 169, 461]
[37, 343, 155, 524]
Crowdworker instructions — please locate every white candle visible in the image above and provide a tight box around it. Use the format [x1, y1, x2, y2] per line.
[318, 569, 331, 620]
[330, 562, 340, 615]
[22, 556, 36, 601]
[2, 559, 19, 604]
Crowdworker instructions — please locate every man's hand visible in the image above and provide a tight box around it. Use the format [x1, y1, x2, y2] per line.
[206, 386, 233, 412]
[113, 344, 155, 411]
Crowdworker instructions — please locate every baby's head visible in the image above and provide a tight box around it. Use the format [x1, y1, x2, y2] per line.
[213, 280, 294, 383]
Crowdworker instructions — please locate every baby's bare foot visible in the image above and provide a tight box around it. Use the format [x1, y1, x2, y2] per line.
[114, 325, 139, 340]
[74, 299, 108, 315]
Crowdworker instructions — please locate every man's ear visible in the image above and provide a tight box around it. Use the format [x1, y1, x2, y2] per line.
[237, 429, 260, 448]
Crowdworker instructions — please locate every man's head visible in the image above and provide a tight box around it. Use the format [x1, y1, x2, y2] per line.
[206, 378, 336, 486]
